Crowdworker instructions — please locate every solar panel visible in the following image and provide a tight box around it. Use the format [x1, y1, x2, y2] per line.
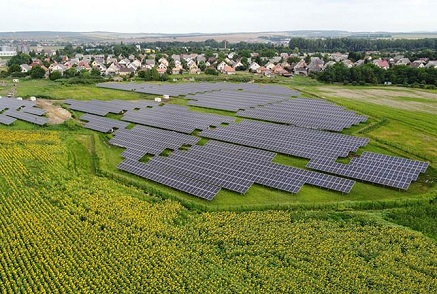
[80, 113, 129, 133]
[121, 104, 235, 133]
[237, 98, 367, 132]
[3, 110, 48, 126]
[200, 120, 369, 161]
[306, 153, 429, 190]
[118, 159, 221, 200]
[0, 114, 16, 125]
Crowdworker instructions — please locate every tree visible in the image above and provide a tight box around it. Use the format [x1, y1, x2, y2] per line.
[63, 68, 77, 78]
[8, 64, 22, 74]
[90, 68, 101, 76]
[49, 70, 63, 81]
[30, 66, 46, 79]
[205, 68, 218, 75]
[7, 53, 32, 67]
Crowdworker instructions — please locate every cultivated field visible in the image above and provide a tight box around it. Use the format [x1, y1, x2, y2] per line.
[0, 77, 436, 291]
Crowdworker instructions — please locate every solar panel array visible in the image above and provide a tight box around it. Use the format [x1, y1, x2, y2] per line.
[121, 104, 235, 134]
[22, 107, 47, 116]
[306, 152, 429, 190]
[109, 125, 200, 161]
[0, 114, 16, 125]
[0, 97, 48, 125]
[65, 99, 158, 116]
[0, 97, 36, 111]
[97, 82, 299, 97]
[237, 99, 368, 132]
[186, 90, 289, 112]
[200, 120, 369, 161]
[3, 110, 48, 126]
[118, 159, 221, 200]
[80, 113, 129, 133]
[118, 140, 355, 200]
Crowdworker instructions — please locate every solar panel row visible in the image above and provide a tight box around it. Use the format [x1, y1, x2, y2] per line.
[97, 82, 299, 97]
[109, 125, 199, 161]
[121, 104, 235, 134]
[80, 113, 130, 133]
[0, 97, 36, 112]
[116, 139, 355, 200]
[65, 99, 158, 116]
[0, 114, 16, 125]
[237, 99, 368, 132]
[0, 98, 48, 125]
[200, 120, 369, 161]
[186, 90, 289, 112]
[306, 152, 429, 190]
[118, 159, 221, 200]
[3, 110, 48, 126]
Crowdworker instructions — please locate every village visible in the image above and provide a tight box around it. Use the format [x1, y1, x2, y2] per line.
[1, 42, 437, 82]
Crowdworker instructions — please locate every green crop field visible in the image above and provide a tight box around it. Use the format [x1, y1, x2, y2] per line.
[1, 77, 436, 292]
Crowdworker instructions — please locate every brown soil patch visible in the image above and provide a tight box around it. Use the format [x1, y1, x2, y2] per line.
[36, 99, 72, 125]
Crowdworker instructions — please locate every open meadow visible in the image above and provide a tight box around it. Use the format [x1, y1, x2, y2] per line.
[0, 77, 436, 292]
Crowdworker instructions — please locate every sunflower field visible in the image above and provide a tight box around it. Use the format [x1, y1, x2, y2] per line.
[0, 129, 436, 293]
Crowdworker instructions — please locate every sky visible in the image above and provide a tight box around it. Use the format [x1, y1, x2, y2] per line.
[1, 0, 436, 33]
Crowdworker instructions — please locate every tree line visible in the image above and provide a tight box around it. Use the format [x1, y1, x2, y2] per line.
[289, 38, 437, 53]
[316, 63, 437, 88]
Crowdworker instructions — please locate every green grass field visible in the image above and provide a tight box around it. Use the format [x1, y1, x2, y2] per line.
[2, 77, 436, 212]
[1, 78, 437, 291]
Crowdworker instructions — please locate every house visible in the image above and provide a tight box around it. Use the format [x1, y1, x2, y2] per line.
[143, 59, 156, 69]
[104, 62, 121, 76]
[158, 57, 169, 67]
[293, 60, 307, 76]
[281, 61, 291, 69]
[249, 62, 261, 72]
[425, 61, 437, 69]
[158, 63, 168, 70]
[373, 59, 390, 70]
[410, 60, 425, 68]
[157, 68, 167, 75]
[269, 56, 282, 64]
[233, 60, 244, 69]
[50, 63, 67, 74]
[307, 57, 324, 73]
[172, 67, 181, 75]
[207, 57, 217, 64]
[118, 58, 130, 66]
[330, 52, 348, 62]
[130, 60, 142, 69]
[171, 54, 181, 61]
[323, 61, 336, 70]
[227, 52, 236, 59]
[256, 66, 268, 75]
[354, 59, 365, 67]
[78, 60, 91, 70]
[187, 59, 197, 68]
[222, 65, 236, 75]
[396, 58, 411, 66]
[265, 62, 275, 70]
[280, 52, 289, 60]
[20, 64, 32, 73]
[342, 59, 354, 68]
[273, 64, 288, 75]
[196, 54, 206, 64]
[189, 64, 201, 74]
[217, 61, 227, 71]
[119, 67, 135, 76]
